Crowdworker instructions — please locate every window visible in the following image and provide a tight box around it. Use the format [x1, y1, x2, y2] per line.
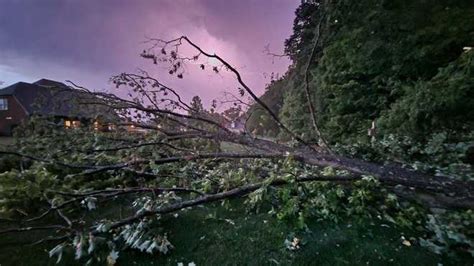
[72, 120, 81, 128]
[93, 121, 100, 131]
[0, 98, 8, 110]
[107, 124, 116, 131]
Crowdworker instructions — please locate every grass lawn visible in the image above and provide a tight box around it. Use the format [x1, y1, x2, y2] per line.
[1, 199, 471, 266]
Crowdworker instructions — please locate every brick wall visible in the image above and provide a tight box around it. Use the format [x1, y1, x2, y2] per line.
[0, 96, 28, 136]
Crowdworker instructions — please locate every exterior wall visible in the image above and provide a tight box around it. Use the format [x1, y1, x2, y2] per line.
[0, 96, 28, 136]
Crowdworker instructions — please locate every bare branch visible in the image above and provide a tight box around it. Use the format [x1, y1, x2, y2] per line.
[0, 225, 68, 235]
[144, 36, 313, 149]
[302, 7, 331, 153]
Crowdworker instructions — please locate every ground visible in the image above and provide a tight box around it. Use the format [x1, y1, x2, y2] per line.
[1, 199, 471, 266]
[0, 137, 14, 147]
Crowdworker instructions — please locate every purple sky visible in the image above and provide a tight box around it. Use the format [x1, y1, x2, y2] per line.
[0, 0, 299, 109]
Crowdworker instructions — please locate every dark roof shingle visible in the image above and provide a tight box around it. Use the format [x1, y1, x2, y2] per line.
[0, 80, 117, 121]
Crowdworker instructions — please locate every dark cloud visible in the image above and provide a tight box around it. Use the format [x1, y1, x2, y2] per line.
[0, 0, 299, 105]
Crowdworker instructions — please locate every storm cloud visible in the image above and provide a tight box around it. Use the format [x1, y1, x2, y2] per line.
[0, 0, 298, 107]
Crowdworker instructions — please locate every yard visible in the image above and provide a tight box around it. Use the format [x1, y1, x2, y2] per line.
[0, 199, 468, 265]
[0, 137, 14, 147]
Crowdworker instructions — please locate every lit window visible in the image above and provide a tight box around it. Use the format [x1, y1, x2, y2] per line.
[72, 121, 81, 128]
[0, 98, 8, 110]
[6, 116, 12, 120]
[94, 121, 100, 131]
[65, 120, 71, 128]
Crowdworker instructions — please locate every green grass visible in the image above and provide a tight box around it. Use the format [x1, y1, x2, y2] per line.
[121, 202, 460, 266]
[1, 199, 471, 265]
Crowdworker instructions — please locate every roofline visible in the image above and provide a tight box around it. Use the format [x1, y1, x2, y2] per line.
[0, 82, 31, 95]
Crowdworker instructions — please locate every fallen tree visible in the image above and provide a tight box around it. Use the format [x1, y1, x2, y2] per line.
[0, 35, 473, 261]
[68, 36, 474, 209]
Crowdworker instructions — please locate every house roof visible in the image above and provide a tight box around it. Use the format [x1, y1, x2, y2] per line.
[0, 80, 117, 121]
[33, 78, 69, 88]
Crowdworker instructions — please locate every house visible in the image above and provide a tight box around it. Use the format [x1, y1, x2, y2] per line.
[0, 79, 117, 136]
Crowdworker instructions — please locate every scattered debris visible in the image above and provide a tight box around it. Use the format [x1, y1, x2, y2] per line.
[285, 236, 301, 251]
[106, 250, 119, 265]
[401, 236, 411, 247]
[177, 262, 196, 266]
[224, 219, 235, 226]
[269, 258, 280, 265]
